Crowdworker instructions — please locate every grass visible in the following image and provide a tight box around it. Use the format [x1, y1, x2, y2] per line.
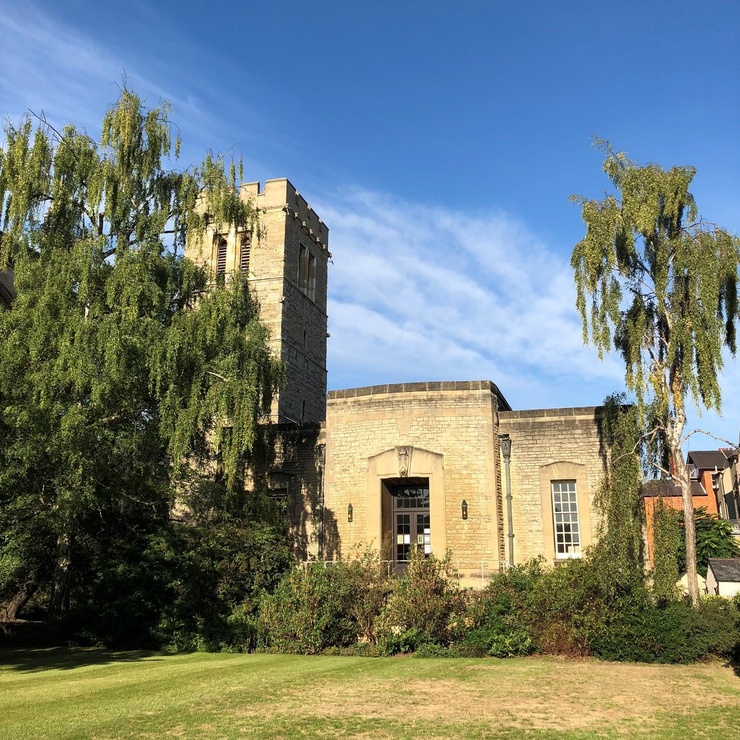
[0, 649, 739, 738]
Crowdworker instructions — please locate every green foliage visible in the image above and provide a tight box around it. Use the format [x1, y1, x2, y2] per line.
[677, 507, 740, 578]
[341, 547, 394, 645]
[571, 142, 739, 421]
[463, 563, 539, 657]
[591, 595, 740, 663]
[154, 521, 293, 652]
[375, 550, 467, 652]
[0, 88, 281, 629]
[651, 500, 682, 602]
[523, 558, 612, 656]
[592, 395, 645, 593]
[571, 142, 740, 603]
[257, 561, 369, 654]
[250, 551, 738, 664]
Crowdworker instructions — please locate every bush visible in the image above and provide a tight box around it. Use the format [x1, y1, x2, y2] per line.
[257, 559, 380, 654]
[375, 550, 467, 653]
[591, 595, 740, 663]
[463, 563, 539, 657]
[155, 521, 292, 652]
[516, 557, 609, 657]
[342, 548, 394, 645]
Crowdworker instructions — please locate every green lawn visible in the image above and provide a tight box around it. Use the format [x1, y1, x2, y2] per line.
[0, 648, 738, 738]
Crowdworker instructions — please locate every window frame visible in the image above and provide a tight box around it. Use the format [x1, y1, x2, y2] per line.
[239, 231, 251, 273]
[214, 235, 228, 276]
[551, 480, 581, 559]
[298, 243, 316, 301]
[538, 461, 592, 563]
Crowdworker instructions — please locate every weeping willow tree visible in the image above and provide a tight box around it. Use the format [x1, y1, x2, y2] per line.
[571, 142, 740, 605]
[0, 89, 280, 621]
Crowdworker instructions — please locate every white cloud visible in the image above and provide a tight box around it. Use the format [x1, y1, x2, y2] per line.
[314, 185, 740, 444]
[314, 187, 625, 410]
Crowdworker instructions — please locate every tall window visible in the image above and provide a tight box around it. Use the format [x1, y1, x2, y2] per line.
[552, 481, 581, 558]
[239, 232, 251, 273]
[298, 244, 316, 301]
[215, 236, 227, 276]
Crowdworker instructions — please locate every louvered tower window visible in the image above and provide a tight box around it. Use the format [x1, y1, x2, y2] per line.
[240, 232, 251, 273]
[215, 236, 227, 275]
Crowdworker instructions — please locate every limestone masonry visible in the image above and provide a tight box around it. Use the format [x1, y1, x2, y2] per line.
[187, 180, 610, 588]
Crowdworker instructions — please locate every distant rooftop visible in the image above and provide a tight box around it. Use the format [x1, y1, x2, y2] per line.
[707, 558, 740, 583]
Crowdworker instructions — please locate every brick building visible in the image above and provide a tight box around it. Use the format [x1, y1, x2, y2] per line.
[186, 179, 611, 587]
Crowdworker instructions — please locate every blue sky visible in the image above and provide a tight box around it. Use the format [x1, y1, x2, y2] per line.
[1, 0, 739, 449]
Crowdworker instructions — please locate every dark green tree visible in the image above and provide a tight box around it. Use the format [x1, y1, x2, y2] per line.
[0, 90, 280, 625]
[678, 507, 740, 578]
[651, 500, 682, 602]
[592, 395, 644, 595]
[571, 142, 740, 604]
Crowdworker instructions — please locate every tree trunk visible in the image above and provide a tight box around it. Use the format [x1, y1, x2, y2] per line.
[1, 581, 37, 621]
[667, 402, 699, 606]
[674, 453, 699, 605]
[48, 530, 71, 620]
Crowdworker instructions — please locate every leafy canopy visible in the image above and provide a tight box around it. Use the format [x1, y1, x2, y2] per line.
[571, 142, 739, 430]
[0, 89, 281, 623]
[571, 142, 740, 605]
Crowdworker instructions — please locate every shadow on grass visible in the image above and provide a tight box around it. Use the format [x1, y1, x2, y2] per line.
[730, 657, 740, 679]
[0, 647, 164, 673]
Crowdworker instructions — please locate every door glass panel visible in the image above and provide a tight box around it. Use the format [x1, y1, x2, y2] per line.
[391, 481, 430, 562]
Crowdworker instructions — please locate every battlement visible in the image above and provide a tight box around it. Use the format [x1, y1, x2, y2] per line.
[240, 179, 329, 251]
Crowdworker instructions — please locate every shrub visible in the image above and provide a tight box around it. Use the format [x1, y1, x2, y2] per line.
[258, 560, 372, 654]
[463, 562, 540, 657]
[520, 557, 609, 657]
[342, 547, 394, 645]
[375, 550, 468, 653]
[591, 595, 740, 663]
[155, 521, 292, 652]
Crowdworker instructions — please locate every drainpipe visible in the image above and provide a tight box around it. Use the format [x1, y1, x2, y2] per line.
[499, 434, 514, 568]
[316, 444, 326, 560]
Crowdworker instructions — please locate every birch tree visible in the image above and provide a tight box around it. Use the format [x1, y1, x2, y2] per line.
[571, 142, 740, 605]
[0, 89, 280, 621]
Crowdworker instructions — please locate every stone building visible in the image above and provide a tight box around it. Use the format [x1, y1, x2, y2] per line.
[187, 179, 611, 587]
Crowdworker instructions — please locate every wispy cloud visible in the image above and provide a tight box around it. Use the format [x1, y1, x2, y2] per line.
[0, 4, 234, 166]
[314, 185, 740, 442]
[314, 187, 624, 410]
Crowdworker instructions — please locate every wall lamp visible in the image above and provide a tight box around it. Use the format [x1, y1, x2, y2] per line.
[461, 499, 468, 520]
[347, 503, 353, 523]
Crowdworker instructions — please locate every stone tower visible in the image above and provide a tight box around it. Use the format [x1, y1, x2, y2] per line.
[185, 178, 329, 424]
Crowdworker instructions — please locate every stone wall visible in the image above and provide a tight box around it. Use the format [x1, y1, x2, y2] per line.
[249, 422, 326, 561]
[324, 381, 510, 587]
[498, 407, 608, 564]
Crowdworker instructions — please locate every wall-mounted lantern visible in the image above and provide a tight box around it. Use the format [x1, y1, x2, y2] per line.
[499, 434, 512, 462]
[461, 499, 468, 520]
[347, 503, 353, 523]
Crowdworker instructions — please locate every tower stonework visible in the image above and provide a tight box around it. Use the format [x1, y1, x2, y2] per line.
[185, 178, 329, 424]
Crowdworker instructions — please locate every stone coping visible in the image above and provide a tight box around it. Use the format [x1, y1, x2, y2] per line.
[500, 406, 603, 419]
[328, 380, 511, 409]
